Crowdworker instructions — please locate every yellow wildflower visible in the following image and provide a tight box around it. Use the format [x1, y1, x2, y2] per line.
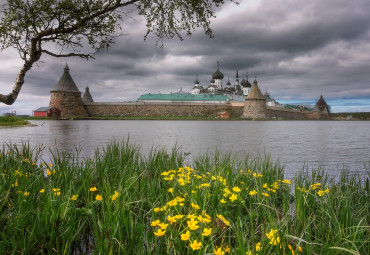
[40, 189, 45, 193]
[282, 179, 292, 184]
[310, 183, 321, 190]
[216, 214, 230, 226]
[298, 246, 303, 252]
[46, 169, 51, 176]
[159, 223, 168, 230]
[249, 190, 257, 196]
[189, 240, 202, 250]
[70, 195, 78, 200]
[90, 187, 98, 192]
[181, 230, 190, 241]
[266, 229, 280, 245]
[224, 244, 230, 253]
[256, 242, 262, 251]
[53, 188, 61, 196]
[229, 193, 237, 201]
[214, 247, 225, 255]
[220, 199, 227, 204]
[187, 218, 199, 230]
[232, 186, 241, 193]
[187, 214, 196, 219]
[246, 251, 252, 255]
[178, 178, 185, 186]
[168, 188, 174, 193]
[95, 194, 103, 201]
[163, 175, 174, 181]
[262, 192, 270, 197]
[110, 191, 119, 201]
[154, 228, 166, 237]
[175, 215, 184, 219]
[191, 203, 200, 210]
[24, 192, 29, 196]
[167, 215, 177, 224]
[223, 187, 231, 195]
[151, 220, 160, 227]
[297, 187, 307, 192]
[202, 228, 212, 236]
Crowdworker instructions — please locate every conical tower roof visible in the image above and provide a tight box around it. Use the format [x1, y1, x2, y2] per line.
[51, 64, 80, 92]
[246, 79, 265, 100]
[82, 87, 94, 103]
[316, 95, 328, 107]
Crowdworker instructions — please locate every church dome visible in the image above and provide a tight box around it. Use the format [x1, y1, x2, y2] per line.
[242, 79, 252, 88]
[212, 69, 224, 80]
[212, 61, 224, 79]
[226, 80, 231, 86]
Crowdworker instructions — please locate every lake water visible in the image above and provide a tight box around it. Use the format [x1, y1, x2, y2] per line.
[1, 120, 369, 179]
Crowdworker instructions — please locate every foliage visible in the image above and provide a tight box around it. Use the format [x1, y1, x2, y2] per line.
[331, 112, 370, 120]
[0, 142, 369, 254]
[0, 0, 235, 105]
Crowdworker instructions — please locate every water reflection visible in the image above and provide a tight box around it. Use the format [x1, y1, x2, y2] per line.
[1, 120, 369, 178]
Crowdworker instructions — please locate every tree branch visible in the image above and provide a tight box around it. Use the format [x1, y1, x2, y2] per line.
[41, 49, 94, 59]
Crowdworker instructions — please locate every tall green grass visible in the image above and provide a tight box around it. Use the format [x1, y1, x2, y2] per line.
[0, 116, 29, 126]
[0, 142, 368, 254]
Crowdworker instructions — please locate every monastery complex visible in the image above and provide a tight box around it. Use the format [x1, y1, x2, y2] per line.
[45, 64, 330, 120]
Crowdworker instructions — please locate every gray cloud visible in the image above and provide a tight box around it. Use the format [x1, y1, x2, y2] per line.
[1, 0, 370, 114]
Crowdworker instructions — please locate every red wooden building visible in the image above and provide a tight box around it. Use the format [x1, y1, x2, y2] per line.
[33, 107, 61, 118]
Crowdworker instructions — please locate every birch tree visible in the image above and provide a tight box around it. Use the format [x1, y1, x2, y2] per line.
[0, 0, 233, 105]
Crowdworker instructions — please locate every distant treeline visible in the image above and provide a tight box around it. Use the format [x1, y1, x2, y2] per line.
[331, 112, 370, 120]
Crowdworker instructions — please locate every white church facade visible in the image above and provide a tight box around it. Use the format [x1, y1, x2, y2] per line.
[191, 62, 277, 106]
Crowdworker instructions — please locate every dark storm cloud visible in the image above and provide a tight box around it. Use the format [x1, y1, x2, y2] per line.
[1, 0, 370, 114]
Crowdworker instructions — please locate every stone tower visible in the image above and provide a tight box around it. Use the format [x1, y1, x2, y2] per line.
[49, 64, 88, 118]
[242, 79, 267, 119]
[313, 95, 330, 120]
[82, 86, 94, 103]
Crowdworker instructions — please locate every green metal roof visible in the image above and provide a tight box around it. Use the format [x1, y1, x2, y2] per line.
[138, 93, 231, 101]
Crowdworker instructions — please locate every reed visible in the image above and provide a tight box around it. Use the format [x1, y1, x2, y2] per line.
[0, 142, 368, 254]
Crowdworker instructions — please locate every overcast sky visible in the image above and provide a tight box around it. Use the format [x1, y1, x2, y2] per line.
[1, 0, 370, 115]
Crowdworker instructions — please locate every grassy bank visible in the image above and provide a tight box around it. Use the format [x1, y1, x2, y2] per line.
[0, 143, 369, 254]
[0, 116, 29, 126]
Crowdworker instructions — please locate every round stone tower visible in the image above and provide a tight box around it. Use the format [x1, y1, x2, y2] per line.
[49, 64, 88, 118]
[242, 78, 267, 119]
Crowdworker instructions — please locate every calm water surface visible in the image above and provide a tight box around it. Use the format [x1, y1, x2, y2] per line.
[1, 120, 369, 178]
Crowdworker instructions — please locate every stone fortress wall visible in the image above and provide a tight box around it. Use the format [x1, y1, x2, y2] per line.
[84, 102, 307, 120]
[84, 102, 244, 118]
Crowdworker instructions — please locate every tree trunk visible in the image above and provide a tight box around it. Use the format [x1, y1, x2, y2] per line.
[0, 58, 37, 105]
